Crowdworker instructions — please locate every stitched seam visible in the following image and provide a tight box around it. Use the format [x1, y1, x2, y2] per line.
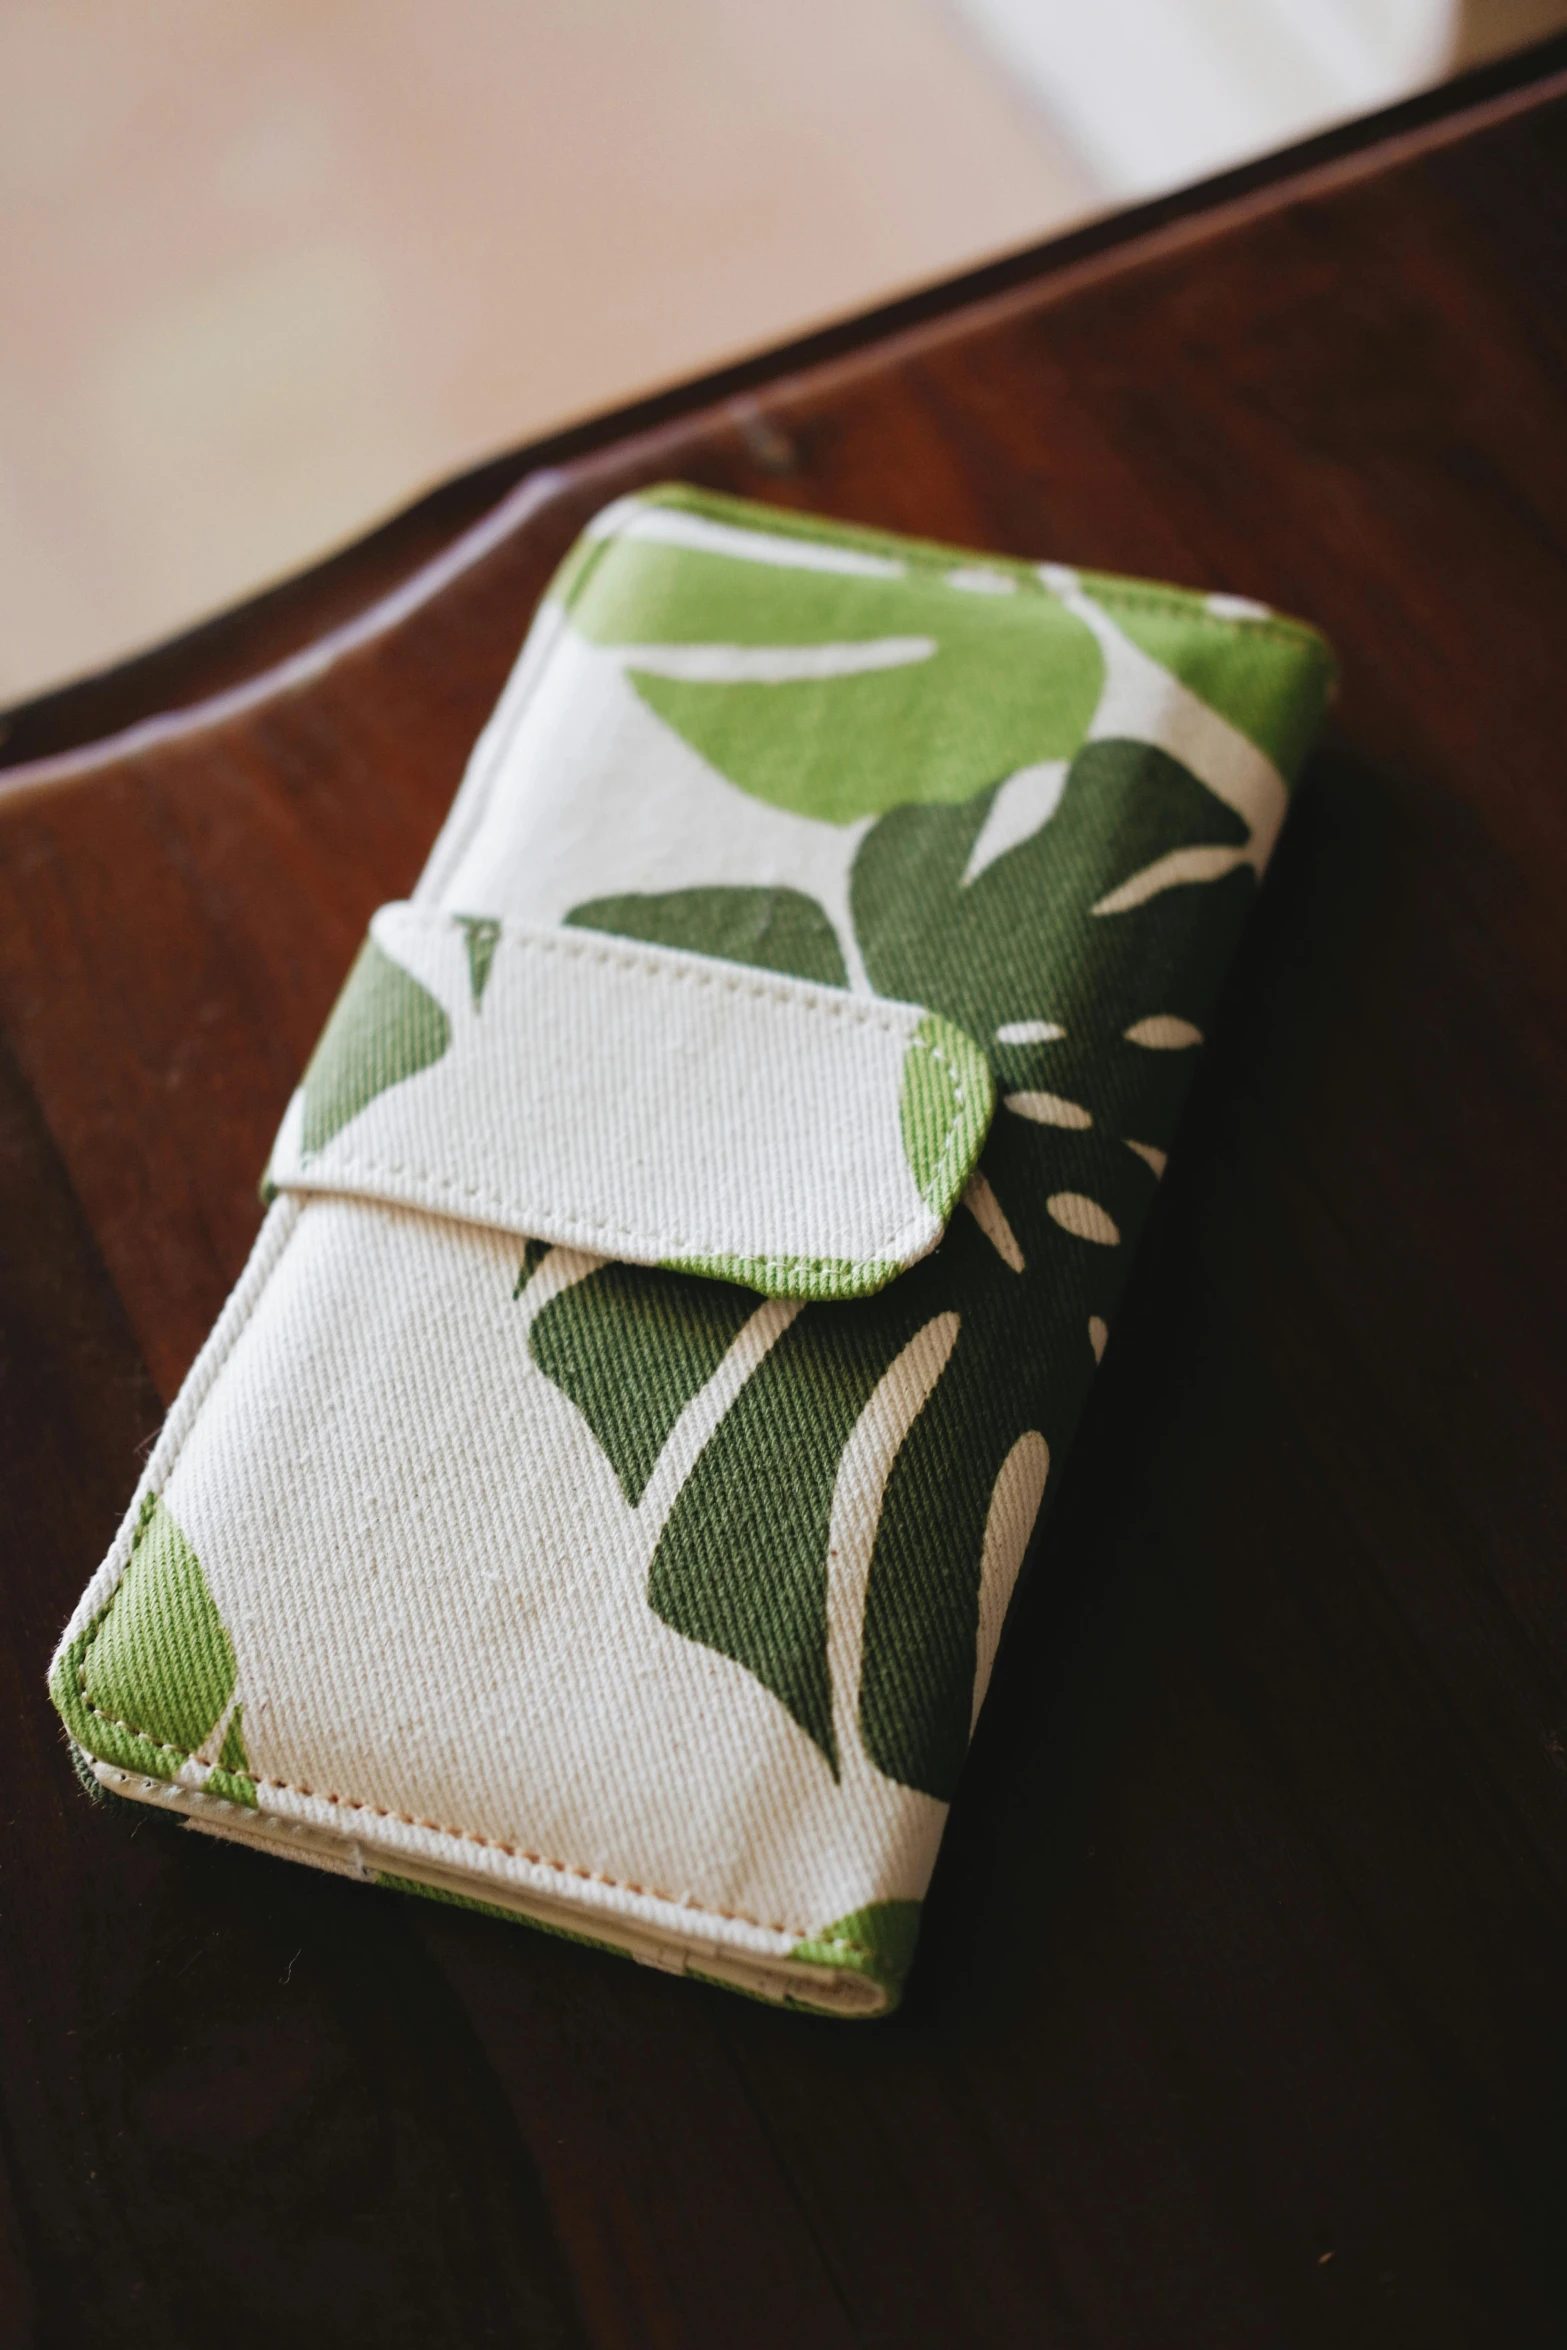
[76, 1646, 825, 1941]
[912, 1034, 977, 1205]
[285, 926, 981, 1259]
[284, 1029, 972, 1258]
[391, 907, 924, 1035]
[75, 1293, 833, 1949]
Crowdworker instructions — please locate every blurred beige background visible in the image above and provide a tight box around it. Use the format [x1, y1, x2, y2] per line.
[2, 0, 1561, 706]
[0, 0, 1097, 704]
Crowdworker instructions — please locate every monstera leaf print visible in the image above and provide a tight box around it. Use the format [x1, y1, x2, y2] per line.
[852, 737, 1252, 1172]
[535, 729, 1262, 1803]
[839, 737, 1256, 1795]
[567, 521, 1105, 824]
[530, 1261, 760, 1507]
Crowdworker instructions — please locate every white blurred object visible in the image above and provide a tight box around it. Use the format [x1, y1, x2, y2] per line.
[948, 0, 1539, 198]
[0, 0, 1098, 705]
[3, 0, 1562, 704]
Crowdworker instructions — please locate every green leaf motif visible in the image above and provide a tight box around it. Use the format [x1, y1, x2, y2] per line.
[52, 1494, 256, 1805]
[567, 886, 847, 987]
[844, 744, 1259, 1793]
[570, 532, 1104, 823]
[852, 738, 1247, 1047]
[528, 1263, 758, 1506]
[1086, 586, 1335, 779]
[84, 1494, 235, 1750]
[545, 725, 1282, 1798]
[791, 1899, 923, 2010]
[300, 937, 452, 1155]
[456, 914, 503, 1006]
[218, 1703, 251, 1775]
[648, 1288, 940, 1773]
[512, 1239, 553, 1299]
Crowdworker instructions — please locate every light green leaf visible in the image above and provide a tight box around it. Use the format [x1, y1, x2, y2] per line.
[791, 1899, 923, 2011]
[53, 1495, 256, 1804]
[571, 533, 1103, 823]
[1082, 585, 1334, 779]
[899, 1012, 993, 1221]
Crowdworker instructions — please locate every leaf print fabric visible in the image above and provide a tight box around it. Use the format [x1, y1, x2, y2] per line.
[52, 1495, 256, 1807]
[52, 484, 1334, 2016]
[557, 753, 1259, 1799]
[565, 885, 849, 987]
[539, 515, 1319, 1804]
[269, 903, 988, 1298]
[529, 1262, 760, 1507]
[567, 523, 1105, 824]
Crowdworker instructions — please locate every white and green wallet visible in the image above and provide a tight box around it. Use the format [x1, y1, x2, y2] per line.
[51, 487, 1334, 2015]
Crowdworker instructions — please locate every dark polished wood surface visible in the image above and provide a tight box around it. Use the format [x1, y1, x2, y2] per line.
[4, 43, 1566, 2349]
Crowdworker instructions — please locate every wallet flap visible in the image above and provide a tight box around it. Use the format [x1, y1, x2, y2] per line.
[266, 903, 995, 1300]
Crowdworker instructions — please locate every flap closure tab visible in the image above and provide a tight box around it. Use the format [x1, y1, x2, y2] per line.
[267, 905, 993, 1301]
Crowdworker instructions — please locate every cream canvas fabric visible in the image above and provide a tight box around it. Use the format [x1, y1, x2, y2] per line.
[51, 486, 1335, 2015]
[266, 903, 994, 1302]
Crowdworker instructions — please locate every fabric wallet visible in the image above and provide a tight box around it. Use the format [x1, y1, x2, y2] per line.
[51, 486, 1334, 2016]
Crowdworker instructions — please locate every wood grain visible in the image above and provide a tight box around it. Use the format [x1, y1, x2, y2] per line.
[2, 44, 1565, 2348]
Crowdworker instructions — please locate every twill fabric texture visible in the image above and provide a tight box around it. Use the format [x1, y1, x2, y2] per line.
[50, 484, 1335, 2015]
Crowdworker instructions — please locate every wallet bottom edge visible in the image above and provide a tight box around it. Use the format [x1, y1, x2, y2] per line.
[84, 1760, 893, 2019]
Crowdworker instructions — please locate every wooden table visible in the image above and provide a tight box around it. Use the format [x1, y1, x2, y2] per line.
[4, 40, 1566, 2348]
